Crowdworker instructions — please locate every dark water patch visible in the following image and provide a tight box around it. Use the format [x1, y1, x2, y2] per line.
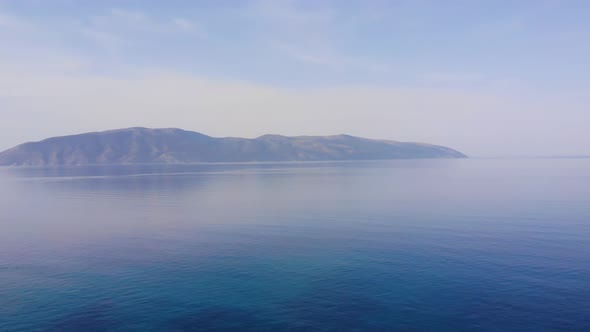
[278, 266, 400, 331]
[166, 306, 290, 332]
[284, 289, 393, 331]
[447, 288, 590, 332]
[43, 300, 122, 332]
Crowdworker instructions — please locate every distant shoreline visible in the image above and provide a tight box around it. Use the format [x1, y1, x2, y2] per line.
[0, 127, 466, 166]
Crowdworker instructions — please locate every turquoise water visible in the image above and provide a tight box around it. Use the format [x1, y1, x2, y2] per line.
[1, 159, 589, 331]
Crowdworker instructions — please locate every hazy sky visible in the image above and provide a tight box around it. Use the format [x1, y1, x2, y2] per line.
[1, 0, 589, 156]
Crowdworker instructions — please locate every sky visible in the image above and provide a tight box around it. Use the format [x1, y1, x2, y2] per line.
[0, 0, 589, 156]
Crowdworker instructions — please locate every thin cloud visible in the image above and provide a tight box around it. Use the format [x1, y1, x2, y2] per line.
[0, 12, 21, 28]
[173, 18, 193, 30]
[0, 11, 36, 32]
[248, 1, 390, 73]
[277, 44, 392, 73]
[172, 17, 207, 37]
[81, 27, 123, 51]
[80, 9, 205, 51]
[90, 8, 202, 34]
[110, 8, 147, 23]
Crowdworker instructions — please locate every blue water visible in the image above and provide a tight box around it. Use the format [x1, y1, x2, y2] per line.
[1, 159, 589, 331]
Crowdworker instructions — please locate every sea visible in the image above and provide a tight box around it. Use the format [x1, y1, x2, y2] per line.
[1, 158, 589, 331]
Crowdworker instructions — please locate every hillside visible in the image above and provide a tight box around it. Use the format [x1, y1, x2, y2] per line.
[0, 128, 467, 166]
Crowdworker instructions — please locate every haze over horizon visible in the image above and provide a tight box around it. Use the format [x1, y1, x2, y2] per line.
[1, 0, 589, 157]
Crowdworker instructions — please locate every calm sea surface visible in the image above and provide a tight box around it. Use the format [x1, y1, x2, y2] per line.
[1, 159, 589, 331]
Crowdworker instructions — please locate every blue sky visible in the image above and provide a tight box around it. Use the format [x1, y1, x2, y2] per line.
[1, 0, 589, 156]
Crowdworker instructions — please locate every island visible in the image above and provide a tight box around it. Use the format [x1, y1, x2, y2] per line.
[0, 127, 467, 166]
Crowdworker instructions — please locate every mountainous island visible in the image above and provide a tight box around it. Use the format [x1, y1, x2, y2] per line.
[0, 127, 467, 166]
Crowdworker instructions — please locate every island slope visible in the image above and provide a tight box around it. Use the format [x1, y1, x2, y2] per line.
[0, 127, 467, 166]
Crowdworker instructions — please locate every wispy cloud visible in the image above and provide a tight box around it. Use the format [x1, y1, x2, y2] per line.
[90, 8, 193, 32]
[470, 0, 565, 39]
[0, 12, 20, 28]
[247, 0, 335, 29]
[109, 8, 146, 23]
[72, 8, 207, 54]
[247, 0, 388, 73]
[276, 44, 341, 66]
[424, 73, 485, 84]
[0, 11, 35, 32]
[172, 17, 207, 37]
[80, 27, 123, 51]
[173, 18, 193, 30]
[277, 43, 391, 73]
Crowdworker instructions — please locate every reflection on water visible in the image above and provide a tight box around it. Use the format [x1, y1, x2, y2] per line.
[1, 159, 589, 331]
